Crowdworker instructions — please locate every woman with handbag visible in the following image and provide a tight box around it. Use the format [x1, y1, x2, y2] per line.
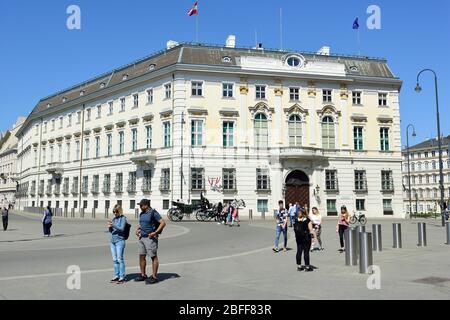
[294, 208, 316, 272]
[108, 204, 128, 284]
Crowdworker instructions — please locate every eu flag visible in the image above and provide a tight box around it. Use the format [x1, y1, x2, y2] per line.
[353, 18, 360, 30]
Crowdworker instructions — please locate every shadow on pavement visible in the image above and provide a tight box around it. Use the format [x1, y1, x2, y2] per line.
[125, 273, 181, 283]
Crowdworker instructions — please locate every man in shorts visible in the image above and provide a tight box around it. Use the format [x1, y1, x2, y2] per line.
[135, 199, 166, 285]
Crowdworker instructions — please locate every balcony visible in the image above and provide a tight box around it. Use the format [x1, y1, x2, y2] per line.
[81, 187, 89, 195]
[279, 147, 325, 160]
[142, 183, 152, 193]
[130, 149, 156, 165]
[91, 183, 100, 195]
[46, 162, 64, 175]
[30, 187, 36, 196]
[54, 186, 61, 195]
[102, 184, 111, 194]
[114, 184, 123, 193]
[71, 183, 79, 195]
[159, 180, 170, 192]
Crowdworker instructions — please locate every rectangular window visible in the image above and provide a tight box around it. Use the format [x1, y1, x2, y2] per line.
[163, 200, 170, 210]
[146, 126, 152, 149]
[383, 199, 393, 215]
[41, 147, 46, 165]
[356, 199, 366, 211]
[120, 98, 126, 112]
[353, 127, 364, 151]
[51, 119, 55, 131]
[289, 87, 300, 101]
[127, 172, 137, 193]
[191, 120, 203, 146]
[163, 122, 171, 148]
[59, 117, 63, 129]
[103, 174, 111, 193]
[131, 128, 138, 151]
[115, 173, 123, 193]
[58, 144, 62, 162]
[77, 112, 81, 124]
[86, 109, 91, 122]
[147, 89, 153, 104]
[68, 114, 72, 127]
[355, 170, 367, 191]
[108, 102, 114, 116]
[95, 137, 100, 158]
[119, 132, 125, 155]
[381, 170, 394, 191]
[257, 200, 268, 213]
[43, 122, 47, 133]
[191, 81, 203, 96]
[222, 83, 233, 98]
[378, 93, 388, 106]
[133, 94, 139, 108]
[160, 169, 170, 191]
[130, 200, 136, 210]
[96, 105, 101, 118]
[255, 85, 266, 99]
[223, 122, 234, 147]
[323, 89, 332, 103]
[165, 84, 172, 99]
[107, 134, 112, 156]
[223, 169, 236, 190]
[84, 139, 90, 159]
[256, 169, 270, 190]
[327, 200, 337, 216]
[191, 168, 204, 191]
[325, 170, 338, 191]
[82, 176, 89, 194]
[143, 170, 152, 193]
[34, 150, 38, 166]
[35, 124, 39, 135]
[352, 91, 362, 105]
[49, 147, 54, 164]
[92, 175, 99, 194]
[380, 128, 390, 151]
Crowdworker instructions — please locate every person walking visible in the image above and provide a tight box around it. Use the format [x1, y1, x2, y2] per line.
[336, 205, 350, 253]
[108, 204, 128, 285]
[2, 207, 8, 231]
[135, 199, 166, 285]
[294, 208, 316, 272]
[288, 203, 296, 228]
[42, 206, 53, 237]
[443, 202, 449, 221]
[309, 207, 323, 251]
[273, 200, 288, 253]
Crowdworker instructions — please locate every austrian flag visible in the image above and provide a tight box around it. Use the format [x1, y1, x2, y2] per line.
[188, 2, 198, 16]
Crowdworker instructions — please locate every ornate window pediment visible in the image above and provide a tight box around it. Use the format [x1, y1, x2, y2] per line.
[317, 105, 341, 122]
[249, 102, 275, 120]
[284, 104, 308, 121]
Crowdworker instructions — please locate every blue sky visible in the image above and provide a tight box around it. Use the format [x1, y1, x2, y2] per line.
[0, 0, 449, 147]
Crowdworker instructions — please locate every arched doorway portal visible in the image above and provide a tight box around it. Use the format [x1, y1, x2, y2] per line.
[285, 170, 310, 209]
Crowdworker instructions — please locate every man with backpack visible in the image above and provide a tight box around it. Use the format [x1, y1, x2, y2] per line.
[135, 199, 166, 285]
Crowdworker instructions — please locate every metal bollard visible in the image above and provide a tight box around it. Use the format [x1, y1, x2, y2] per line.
[359, 232, 374, 274]
[71, 208, 75, 218]
[105, 209, 109, 219]
[262, 211, 266, 220]
[446, 222, 450, 245]
[81, 208, 85, 219]
[417, 223, 427, 247]
[357, 225, 366, 233]
[249, 209, 253, 220]
[135, 209, 139, 219]
[372, 224, 383, 252]
[92, 208, 96, 219]
[393, 223, 402, 249]
[344, 228, 358, 266]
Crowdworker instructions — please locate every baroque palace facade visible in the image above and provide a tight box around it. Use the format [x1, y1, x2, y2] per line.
[14, 37, 404, 217]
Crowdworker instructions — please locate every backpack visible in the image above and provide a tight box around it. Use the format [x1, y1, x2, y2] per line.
[123, 219, 132, 240]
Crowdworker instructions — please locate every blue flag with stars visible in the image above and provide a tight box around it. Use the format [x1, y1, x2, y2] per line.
[353, 17, 360, 30]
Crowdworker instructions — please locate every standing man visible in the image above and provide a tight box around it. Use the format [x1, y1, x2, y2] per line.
[288, 203, 296, 228]
[2, 207, 8, 231]
[273, 200, 288, 253]
[135, 199, 166, 285]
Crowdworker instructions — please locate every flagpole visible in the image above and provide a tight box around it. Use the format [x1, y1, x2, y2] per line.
[279, 8, 283, 51]
[196, 14, 199, 43]
[357, 28, 361, 55]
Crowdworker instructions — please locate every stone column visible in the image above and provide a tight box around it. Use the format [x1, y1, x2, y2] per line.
[173, 75, 187, 202]
[274, 87, 284, 145]
[239, 78, 249, 146]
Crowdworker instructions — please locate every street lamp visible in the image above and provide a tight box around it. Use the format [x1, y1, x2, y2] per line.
[406, 124, 416, 219]
[416, 69, 446, 226]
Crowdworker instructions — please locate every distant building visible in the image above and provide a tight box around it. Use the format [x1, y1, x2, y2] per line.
[15, 37, 403, 218]
[402, 136, 450, 215]
[0, 117, 26, 208]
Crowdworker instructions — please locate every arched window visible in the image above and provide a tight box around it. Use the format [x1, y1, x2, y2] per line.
[322, 116, 335, 149]
[254, 113, 268, 148]
[417, 162, 422, 171]
[432, 161, 437, 170]
[411, 163, 415, 172]
[288, 115, 302, 147]
[424, 162, 429, 170]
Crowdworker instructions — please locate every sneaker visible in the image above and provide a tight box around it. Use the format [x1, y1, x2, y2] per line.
[338, 249, 344, 253]
[305, 266, 314, 272]
[116, 279, 126, 285]
[272, 247, 279, 253]
[110, 277, 119, 283]
[145, 276, 159, 285]
[283, 248, 287, 252]
[297, 266, 306, 272]
[134, 275, 148, 282]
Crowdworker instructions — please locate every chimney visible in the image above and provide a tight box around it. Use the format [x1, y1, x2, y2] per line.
[317, 46, 331, 56]
[167, 40, 180, 50]
[257, 43, 264, 50]
[225, 35, 236, 48]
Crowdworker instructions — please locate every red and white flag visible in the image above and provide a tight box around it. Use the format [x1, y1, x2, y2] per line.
[188, 2, 198, 16]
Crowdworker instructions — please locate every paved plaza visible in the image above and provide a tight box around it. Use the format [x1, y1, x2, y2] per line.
[0, 212, 449, 300]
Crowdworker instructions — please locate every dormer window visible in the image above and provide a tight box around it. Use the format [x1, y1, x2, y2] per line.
[122, 74, 129, 81]
[149, 64, 156, 71]
[80, 90, 85, 96]
[100, 82, 106, 89]
[285, 55, 305, 68]
[47, 103, 52, 108]
[222, 56, 232, 63]
[349, 66, 359, 72]
[62, 97, 67, 103]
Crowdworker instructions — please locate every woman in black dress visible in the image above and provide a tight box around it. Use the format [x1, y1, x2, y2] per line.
[294, 209, 316, 272]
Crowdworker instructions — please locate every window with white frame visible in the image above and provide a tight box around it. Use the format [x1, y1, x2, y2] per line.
[322, 89, 332, 103]
[288, 115, 302, 147]
[108, 101, 113, 115]
[222, 169, 236, 190]
[107, 134, 112, 156]
[163, 122, 171, 148]
[223, 121, 234, 148]
[97, 105, 101, 118]
[222, 83, 233, 98]
[191, 81, 203, 96]
[352, 91, 362, 105]
[378, 93, 388, 106]
[380, 128, 390, 151]
[133, 94, 139, 108]
[353, 127, 364, 151]
[84, 139, 90, 159]
[254, 113, 268, 148]
[191, 168, 204, 191]
[289, 87, 300, 101]
[77, 111, 81, 124]
[86, 109, 91, 122]
[165, 84, 172, 99]
[325, 170, 338, 191]
[131, 128, 138, 151]
[59, 117, 63, 129]
[95, 136, 100, 158]
[146, 126, 152, 149]
[51, 119, 55, 131]
[43, 122, 47, 133]
[160, 169, 170, 191]
[356, 199, 366, 211]
[255, 85, 266, 99]
[191, 120, 203, 146]
[50, 146, 54, 163]
[75, 141, 80, 161]
[322, 116, 336, 149]
[147, 89, 153, 104]
[355, 170, 367, 191]
[66, 143, 70, 162]
[256, 168, 270, 190]
[120, 98, 125, 112]
[68, 114, 72, 127]
[381, 170, 394, 191]
[58, 144, 62, 162]
[119, 132, 124, 155]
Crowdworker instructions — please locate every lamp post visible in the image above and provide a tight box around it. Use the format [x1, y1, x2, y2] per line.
[416, 69, 446, 227]
[406, 124, 416, 219]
